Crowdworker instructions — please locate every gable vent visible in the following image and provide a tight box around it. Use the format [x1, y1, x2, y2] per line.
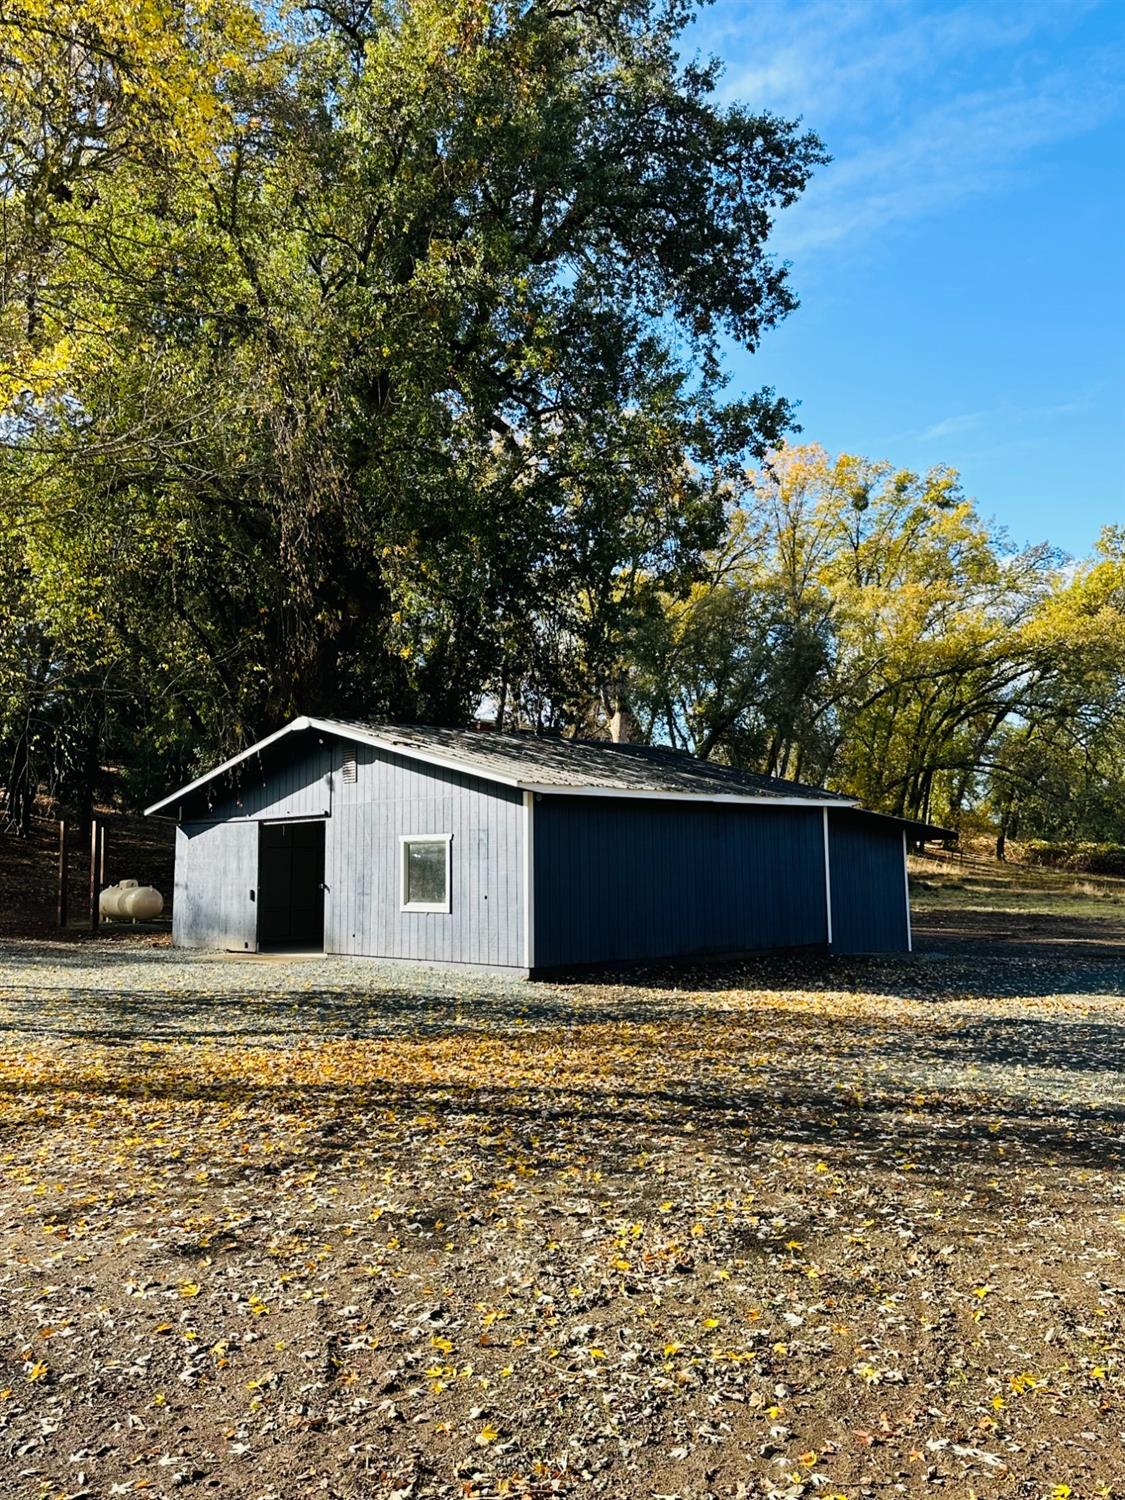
[342, 752, 357, 783]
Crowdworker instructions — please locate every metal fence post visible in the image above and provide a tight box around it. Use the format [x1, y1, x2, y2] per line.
[89, 819, 100, 932]
[57, 820, 68, 928]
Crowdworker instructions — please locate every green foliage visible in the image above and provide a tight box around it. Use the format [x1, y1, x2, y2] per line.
[0, 0, 826, 819]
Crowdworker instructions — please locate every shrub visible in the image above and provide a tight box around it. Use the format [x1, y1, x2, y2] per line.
[1019, 841, 1125, 877]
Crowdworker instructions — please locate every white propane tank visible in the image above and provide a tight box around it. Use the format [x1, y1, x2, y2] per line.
[121, 884, 163, 920]
[99, 880, 137, 918]
[99, 880, 164, 921]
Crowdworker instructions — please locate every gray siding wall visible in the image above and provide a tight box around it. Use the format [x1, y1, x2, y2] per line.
[827, 810, 909, 953]
[531, 797, 828, 968]
[324, 743, 525, 969]
[174, 821, 259, 950]
[186, 742, 333, 822]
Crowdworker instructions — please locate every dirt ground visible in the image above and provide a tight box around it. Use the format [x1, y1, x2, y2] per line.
[0, 815, 174, 939]
[0, 899, 1122, 1500]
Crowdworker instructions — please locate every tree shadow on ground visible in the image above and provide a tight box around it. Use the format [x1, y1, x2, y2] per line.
[1, 963, 1123, 1180]
[912, 905, 1125, 962]
[0, 1062, 1120, 1176]
[2, 970, 1124, 1056]
[551, 949, 1125, 1001]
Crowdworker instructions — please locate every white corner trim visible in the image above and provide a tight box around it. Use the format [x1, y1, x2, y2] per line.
[822, 806, 833, 948]
[902, 828, 913, 953]
[399, 832, 453, 914]
[522, 790, 535, 970]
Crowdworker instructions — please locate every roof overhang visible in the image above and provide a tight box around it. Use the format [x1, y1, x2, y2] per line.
[519, 783, 851, 808]
[145, 715, 524, 817]
[144, 715, 859, 817]
[831, 805, 954, 842]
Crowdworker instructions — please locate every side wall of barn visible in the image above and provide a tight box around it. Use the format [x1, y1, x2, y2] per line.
[530, 796, 829, 969]
[324, 742, 526, 970]
[826, 810, 910, 954]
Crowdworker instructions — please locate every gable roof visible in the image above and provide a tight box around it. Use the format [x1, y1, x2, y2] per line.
[144, 714, 858, 816]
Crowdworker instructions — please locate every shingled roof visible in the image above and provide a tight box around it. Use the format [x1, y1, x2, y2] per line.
[147, 715, 954, 837]
[327, 720, 856, 803]
[146, 714, 856, 815]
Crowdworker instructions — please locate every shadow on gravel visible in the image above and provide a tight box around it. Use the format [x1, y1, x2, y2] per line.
[0, 1062, 1121, 1174]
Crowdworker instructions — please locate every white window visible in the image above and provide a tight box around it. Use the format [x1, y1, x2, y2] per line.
[399, 833, 452, 913]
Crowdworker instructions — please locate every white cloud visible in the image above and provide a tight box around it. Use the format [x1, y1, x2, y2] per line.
[919, 411, 986, 441]
[776, 70, 1121, 254]
[908, 386, 1102, 445]
[686, 0, 1124, 256]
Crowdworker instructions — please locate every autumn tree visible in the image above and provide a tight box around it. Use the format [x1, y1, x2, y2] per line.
[988, 527, 1125, 848]
[629, 445, 1125, 834]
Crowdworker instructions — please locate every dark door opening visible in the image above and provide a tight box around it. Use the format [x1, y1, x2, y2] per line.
[258, 821, 325, 950]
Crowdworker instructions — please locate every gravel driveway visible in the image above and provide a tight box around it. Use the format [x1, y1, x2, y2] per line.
[0, 934, 1122, 1499]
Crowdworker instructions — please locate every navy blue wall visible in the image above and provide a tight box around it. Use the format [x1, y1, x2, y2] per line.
[827, 810, 909, 954]
[532, 797, 828, 968]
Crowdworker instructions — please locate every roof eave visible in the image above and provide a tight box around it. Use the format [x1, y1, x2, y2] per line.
[519, 782, 856, 808]
[303, 718, 524, 788]
[143, 714, 528, 818]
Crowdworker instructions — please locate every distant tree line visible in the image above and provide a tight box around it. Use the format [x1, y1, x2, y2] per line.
[1, 0, 1122, 849]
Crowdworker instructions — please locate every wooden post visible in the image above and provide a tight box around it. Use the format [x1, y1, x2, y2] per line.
[57, 820, 68, 929]
[99, 818, 108, 887]
[89, 819, 100, 932]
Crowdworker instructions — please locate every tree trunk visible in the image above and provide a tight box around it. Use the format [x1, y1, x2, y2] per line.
[609, 700, 640, 743]
[4, 728, 33, 837]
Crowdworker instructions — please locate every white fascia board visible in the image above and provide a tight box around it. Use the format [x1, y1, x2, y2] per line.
[516, 782, 856, 808]
[145, 715, 526, 818]
[144, 717, 312, 816]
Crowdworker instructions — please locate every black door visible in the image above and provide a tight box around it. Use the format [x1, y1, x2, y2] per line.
[257, 821, 325, 949]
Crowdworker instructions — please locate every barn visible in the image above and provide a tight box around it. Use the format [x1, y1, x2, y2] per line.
[145, 716, 945, 973]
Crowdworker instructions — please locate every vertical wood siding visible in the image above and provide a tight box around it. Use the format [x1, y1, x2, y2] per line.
[173, 821, 258, 950]
[826, 810, 910, 953]
[323, 743, 525, 969]
[187, 740, 333, 822]
[531, 797, 828, 968]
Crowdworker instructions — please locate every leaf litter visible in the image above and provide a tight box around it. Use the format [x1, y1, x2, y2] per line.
[0, 935, 1122, 1498]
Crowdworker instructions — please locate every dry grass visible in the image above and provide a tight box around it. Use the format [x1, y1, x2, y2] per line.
[910, 846, 1125, 921]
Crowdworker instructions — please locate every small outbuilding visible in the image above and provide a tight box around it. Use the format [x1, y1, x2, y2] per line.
[145, 717, 945, 973]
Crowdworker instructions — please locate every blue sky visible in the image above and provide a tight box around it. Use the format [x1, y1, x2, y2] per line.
[686, 0, 1125, 559]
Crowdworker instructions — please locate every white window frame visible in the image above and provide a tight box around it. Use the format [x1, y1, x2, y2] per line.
[399, 833, 453, 913]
